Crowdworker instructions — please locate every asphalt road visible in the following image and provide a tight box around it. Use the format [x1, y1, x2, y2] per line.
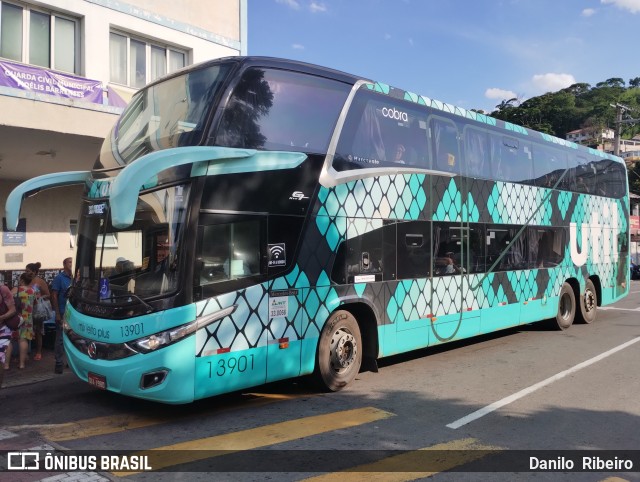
[2, 280, 639, 481]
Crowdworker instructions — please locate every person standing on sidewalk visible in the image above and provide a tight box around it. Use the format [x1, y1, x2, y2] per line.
[25, 262, 51, 362]
[0, 282, 18, 388]
[11, 273, 37, 369]
[51, 258, 72, 374]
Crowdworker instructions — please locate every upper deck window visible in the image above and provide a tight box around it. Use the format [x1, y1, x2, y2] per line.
[430, 117, 460, 174]
[333, 89, 429, 171]
[107, 63, 231, 165]
[491, 136, 534, 184]
[532, 144, 568, 188]
[215, 68, 351, 153]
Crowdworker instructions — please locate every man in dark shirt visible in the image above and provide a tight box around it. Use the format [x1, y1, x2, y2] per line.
[51, 257, 73, 374]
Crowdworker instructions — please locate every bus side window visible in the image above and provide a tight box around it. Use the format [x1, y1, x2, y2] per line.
[397, 119, 430, 167]
[593, 159, 612, 197]
[336, 220, 395, 284]
[430, 117, 460, 174]
[574, 156, 595, 194]
[333, 90, 430, 171]
[464, 127, 491, 179]
[597, 160, 625, 198]
[529, 227, 566, 269]
[397, 221, 430, 279]
[499, 137, 534, 185]
[563, 154, 579, 192]
[215, 67, 350, 153]
[432, 222, 462, 276]
[195, 215, 265, 288]
[467, 224, 486, 273]
[532, 145, 567, 189]
[486, 225, 527, 271]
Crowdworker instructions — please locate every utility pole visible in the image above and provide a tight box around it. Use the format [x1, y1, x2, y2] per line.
[610, 103, 639, 156]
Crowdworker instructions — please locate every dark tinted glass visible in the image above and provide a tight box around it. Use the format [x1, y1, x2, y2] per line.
[529, 227, 566, 268]
[432, 222, 463, 276]
[397, 221, 431, 279]
[486, 225, 528, 271]
[574, 157, 597, 194]
[109, 64, 231, 166]
[491, 136, 534, 184]
[464, 128, 492, 179]
[532, 145, 568, 188]
[332, 221, 395, 284]
[466, 224, 486, 274]
[431, 117, 461, 174]
[216, 68, 350, 153]
[333, 89, 430, 171]
[196, 216, 264, 286]
[595, 159, 626, 198]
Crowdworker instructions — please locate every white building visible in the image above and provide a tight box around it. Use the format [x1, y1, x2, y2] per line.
[0, 0, 246, 284]
[565, 127, 615, 147]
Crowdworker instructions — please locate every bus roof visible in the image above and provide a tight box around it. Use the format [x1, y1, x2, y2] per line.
[145, 56, 625, 165]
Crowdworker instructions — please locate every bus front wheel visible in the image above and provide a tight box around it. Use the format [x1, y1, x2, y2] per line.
[555, 282, 576, 331]
[315, 310, 362, 392]
[576, 279, 597, 324]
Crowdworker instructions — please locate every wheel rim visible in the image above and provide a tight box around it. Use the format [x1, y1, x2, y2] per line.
[559, 292, 572, 321]
[584, 289, 596, 313]
[329, 328, 357, 373]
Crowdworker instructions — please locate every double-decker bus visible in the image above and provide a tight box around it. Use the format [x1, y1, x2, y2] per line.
[6, 57, 630, 403]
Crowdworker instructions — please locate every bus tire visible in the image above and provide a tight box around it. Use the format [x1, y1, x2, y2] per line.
[315, 310, 362, 392]
[576, 279, 597, 324]
[555, 282, 576, 331]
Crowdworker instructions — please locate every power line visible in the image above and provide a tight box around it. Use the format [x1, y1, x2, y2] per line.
[611, 103, 640, 156]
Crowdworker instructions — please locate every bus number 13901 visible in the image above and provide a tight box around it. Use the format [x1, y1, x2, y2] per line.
[208, 355, 255, 377]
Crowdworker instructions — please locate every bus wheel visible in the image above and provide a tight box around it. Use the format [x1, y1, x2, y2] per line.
[315, 310, 362, 392]
[555, 283, 576, 331]
[576, 279, 598, 324]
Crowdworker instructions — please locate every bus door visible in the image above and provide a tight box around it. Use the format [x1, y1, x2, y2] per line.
[265, 215, 305, 383]
[193, 213, 269, 397]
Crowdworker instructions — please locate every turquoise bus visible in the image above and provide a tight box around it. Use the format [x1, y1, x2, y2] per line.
[6, 57, 630, 403]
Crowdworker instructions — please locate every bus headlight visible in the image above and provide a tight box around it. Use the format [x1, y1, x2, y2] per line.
[126, 304, 237, 354]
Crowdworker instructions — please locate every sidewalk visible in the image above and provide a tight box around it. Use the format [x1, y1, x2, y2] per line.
[2, 345, 66, 389]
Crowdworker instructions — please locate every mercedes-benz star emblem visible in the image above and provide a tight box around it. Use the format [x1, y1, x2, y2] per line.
[88, 342, 98, 359]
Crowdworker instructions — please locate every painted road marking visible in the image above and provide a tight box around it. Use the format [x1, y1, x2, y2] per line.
[599, 307, 640, 312]
[9, 391, 315, 442]
[115, 407, 394, 476]
[303, 438, 500, 481]
[447, 336, 640, 429]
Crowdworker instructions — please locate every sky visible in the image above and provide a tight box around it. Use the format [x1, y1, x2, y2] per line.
[247, 0, 640, 113]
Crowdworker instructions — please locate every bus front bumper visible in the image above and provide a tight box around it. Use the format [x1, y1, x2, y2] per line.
[64, 334, 196, 404]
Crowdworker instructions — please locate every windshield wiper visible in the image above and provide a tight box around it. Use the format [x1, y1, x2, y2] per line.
[108, 293, 154, 314]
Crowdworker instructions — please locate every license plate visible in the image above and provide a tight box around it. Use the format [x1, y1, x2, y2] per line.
[88, 372, 107, 390]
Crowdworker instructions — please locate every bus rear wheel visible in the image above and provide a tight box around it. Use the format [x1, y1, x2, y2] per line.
[576, 279, 597, 324]
[315, 310, 362, 392]
[555, 282, 576, 331]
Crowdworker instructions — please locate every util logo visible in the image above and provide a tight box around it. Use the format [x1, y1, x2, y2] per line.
[570, 205, 620, 266]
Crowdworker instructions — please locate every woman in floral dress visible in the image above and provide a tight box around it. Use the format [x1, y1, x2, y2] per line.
[11, 272, 37, 369]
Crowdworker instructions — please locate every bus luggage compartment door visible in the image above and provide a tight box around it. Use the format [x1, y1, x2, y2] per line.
[266, 287, 303, 383]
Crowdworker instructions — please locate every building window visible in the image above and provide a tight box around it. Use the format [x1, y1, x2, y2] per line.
[97, 232, 118, 249]
[69, 220, 78, 248]
[0, 2, 78, 73]
[109, 31, 187, 88]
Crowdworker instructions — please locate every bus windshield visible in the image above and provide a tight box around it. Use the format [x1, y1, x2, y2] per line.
[74, 184, 191, 307]
[99, 63, 231, 167]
